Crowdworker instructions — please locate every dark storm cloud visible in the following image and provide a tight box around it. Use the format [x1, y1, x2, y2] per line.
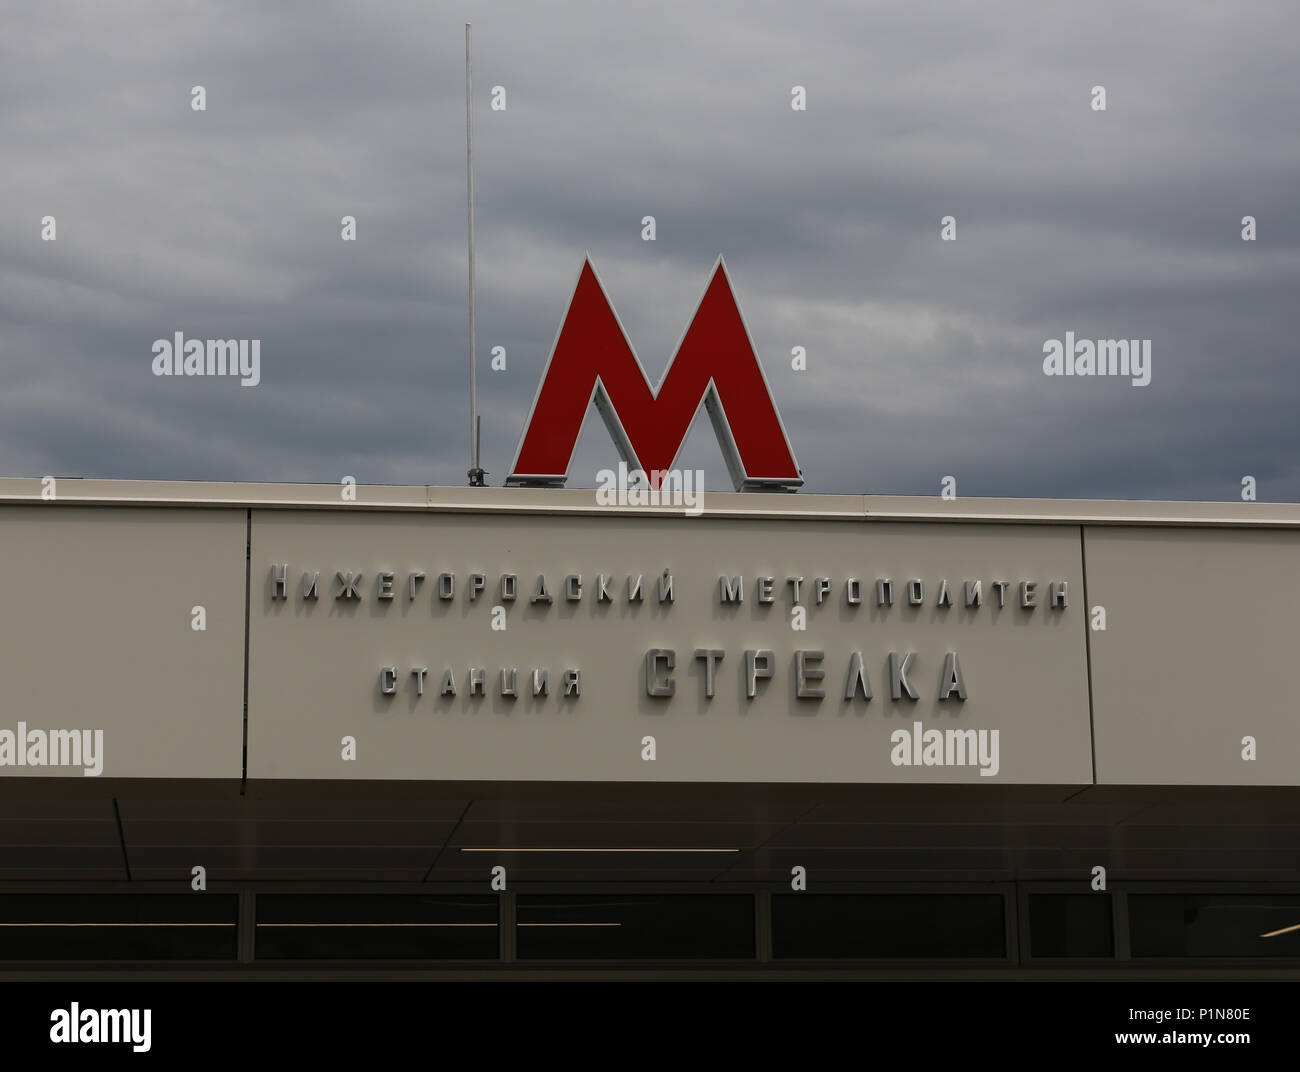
[1, 0, 1297, 500]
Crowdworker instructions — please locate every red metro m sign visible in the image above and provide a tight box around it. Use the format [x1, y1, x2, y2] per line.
[505, 257, 803, 491]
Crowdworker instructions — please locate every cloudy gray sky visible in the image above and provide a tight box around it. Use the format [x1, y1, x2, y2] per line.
[3, 0, 1298, 500]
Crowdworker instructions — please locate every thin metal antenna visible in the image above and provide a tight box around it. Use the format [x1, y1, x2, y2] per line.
[465, 22, 485, 487]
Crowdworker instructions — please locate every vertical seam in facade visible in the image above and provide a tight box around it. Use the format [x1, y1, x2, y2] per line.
[1080, 526, 1097, 784]
[241, 509, 252, 794]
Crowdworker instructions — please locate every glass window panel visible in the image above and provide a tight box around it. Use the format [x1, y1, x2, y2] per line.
[1028, 894, 1114, 958]
[255, 895, 498, 960]
[0, 894, 237, 960]
[773, 894, 1006, 959]
[517, 894, 754, 960]
[1129, 894, 1300, 958]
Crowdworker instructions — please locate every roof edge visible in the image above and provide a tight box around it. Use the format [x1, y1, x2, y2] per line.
[0, 477, 1297, 527]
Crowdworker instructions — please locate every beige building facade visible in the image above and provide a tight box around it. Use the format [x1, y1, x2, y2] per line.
[2, 478, 1298, 976]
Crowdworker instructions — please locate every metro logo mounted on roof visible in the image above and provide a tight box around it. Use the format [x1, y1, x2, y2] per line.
[505, 257, 803, 491]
